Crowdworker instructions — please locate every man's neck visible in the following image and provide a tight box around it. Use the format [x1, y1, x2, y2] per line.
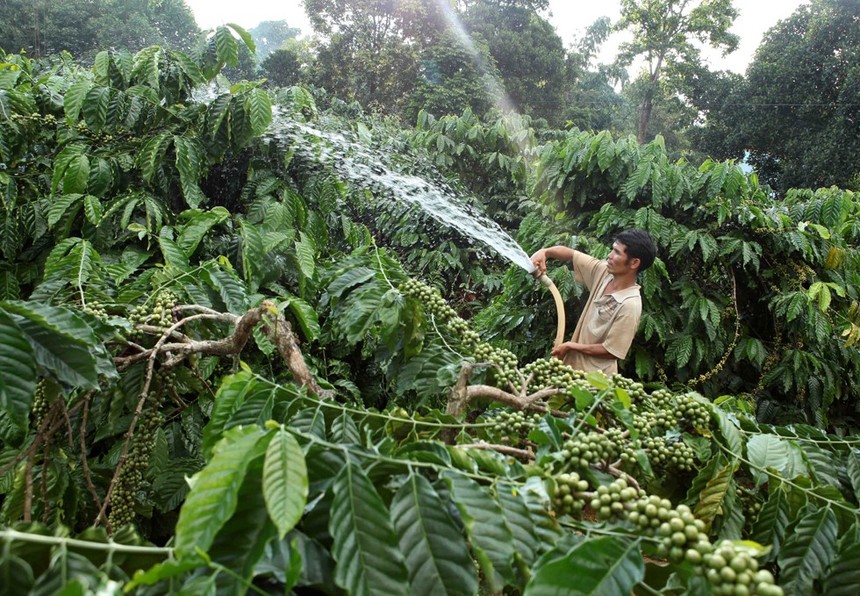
[607, 271, 638, 292]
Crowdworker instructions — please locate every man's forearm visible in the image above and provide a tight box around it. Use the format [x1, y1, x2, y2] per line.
[568, 342, 614, 358]
[550, 341, 614, 360]
[543, 246, 574, 262]
[531, 245, 574, 274]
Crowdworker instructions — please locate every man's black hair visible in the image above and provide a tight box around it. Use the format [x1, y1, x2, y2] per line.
[615, 229, 657, 272]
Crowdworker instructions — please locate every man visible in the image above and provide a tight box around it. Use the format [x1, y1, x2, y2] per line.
[530, 229, 657, 375]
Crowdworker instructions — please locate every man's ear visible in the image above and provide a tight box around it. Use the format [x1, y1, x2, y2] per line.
[630, 257, 641, 271]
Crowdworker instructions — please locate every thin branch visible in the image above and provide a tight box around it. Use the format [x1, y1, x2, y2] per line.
[457, 442, 534, 461]
[263, 309, 334, 399]
[23, 449, 35, 523]
[60, 400, 75, 449]
[0, 529, 172, 555]
[79, 396, 103, 515]
[597, 461, 641, 492]
[39, 442, 51, 522]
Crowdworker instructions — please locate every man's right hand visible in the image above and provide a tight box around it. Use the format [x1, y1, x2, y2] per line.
[530, 249, 547, 275]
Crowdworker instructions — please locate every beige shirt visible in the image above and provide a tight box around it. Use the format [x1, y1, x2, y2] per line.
[564, 251, 642, 375]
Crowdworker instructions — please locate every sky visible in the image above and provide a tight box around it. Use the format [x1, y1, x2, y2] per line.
[184, 0, 809, 74]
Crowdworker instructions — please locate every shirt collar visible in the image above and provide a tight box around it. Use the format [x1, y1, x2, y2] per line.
[602, 275, 640, 301]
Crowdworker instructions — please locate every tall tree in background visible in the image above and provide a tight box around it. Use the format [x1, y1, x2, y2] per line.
[262, 40, 314, 88]
[460, 0, 567, 126]
[249, 20, 301, 62]
[0, 0, 199, 57]
[406, 31, 502, 123]
[735, 0, 860, 192]
[615, 0, 738, 143]
[562, 17, 631, 134]
[303, 0, 448, 114]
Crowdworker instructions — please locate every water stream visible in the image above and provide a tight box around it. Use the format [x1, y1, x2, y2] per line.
[266, 109, 536, 274]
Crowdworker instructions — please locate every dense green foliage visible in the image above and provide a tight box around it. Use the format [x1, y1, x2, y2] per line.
[698, 0, 860, 193]
[0, 0, 199, 58]
[0, 10, 859, 596]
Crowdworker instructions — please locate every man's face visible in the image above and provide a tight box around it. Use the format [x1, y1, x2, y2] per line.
[607, 241, 634, 274]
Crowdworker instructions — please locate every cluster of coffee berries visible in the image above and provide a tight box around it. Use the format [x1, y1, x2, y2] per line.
[604, 427, 638, 466]
[399, 279, 520, 385]
[642, 435, 695, 472]
[127, 290, 178, 337]
[471, 342, 519, 386]
[520, 358, 585, 391]
[82, 300, 109, 320]
[674, 392, 712, 431]
[31, 379, 51, 427]
[552, 472, 590, 516]
[559, 430, 618, 471]
[591, 478, 642, 521]
[109, 394, 165, 530]
[399, 279, 458, 322]
[484, 409, 541, 446]
[702, 540, 783, 596]
[609, 374, 648, 404]
[633, 409, 678, 434]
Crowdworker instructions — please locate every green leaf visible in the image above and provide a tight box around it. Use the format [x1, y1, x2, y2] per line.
[207, 453, 277, 592]
[751, 486, 791, 563]
[524, 536, 645, 596]
[284, 296, 321, 342]
[126, 557, 207, 589]
[442, 470, 515, 592]
[82, 86, 109, 130]
[295, 233, 316, 280]
[206, 93, 232, 143]
[847, 451, 860, 500]
[202, 371, 256, 456]
[138, 132, 172, 185]
[331, 411, 361, 445]
[692, 461, 738, 532]
[202, 263, 248, 312]
[290, 407, 327, 440]
[263, 428, 309, 540]
[0, 309, 37, 429]
[497, 482, 540, 568]
[214, 26, 239, 67]
[171, 50, 205, 84]
[778, 505, 838, 595]
[64, 78, 92, 124]
[822, 538, 860, 596]
[176, 207, 229, 256]
[329, 463, 410, 596]
[246, 88, 272, 136]
[174, 136, 206, 208]
[63, 154, 90, 195]
[391, 472, 478, 596]
[93, 51, 110, 85]
[158, 228, 189, 271]
[324, 267, 377, 303]
[1, 301, 101, 389]
[174, 426, 265, 558]
[239, 220, 264, 287]
[747, 434, 807, 486]
[712, 408, 744, 455]
[83, 195, 102, 226]
[47, 194, 84, 229]
[226, 22, 256, 55]
[87, 158, 112, 197]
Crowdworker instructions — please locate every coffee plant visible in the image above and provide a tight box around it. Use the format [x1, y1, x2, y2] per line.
[0, 34, 859, 596]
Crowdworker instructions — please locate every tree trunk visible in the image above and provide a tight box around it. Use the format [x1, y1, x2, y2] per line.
[637, 92, 653, 145]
